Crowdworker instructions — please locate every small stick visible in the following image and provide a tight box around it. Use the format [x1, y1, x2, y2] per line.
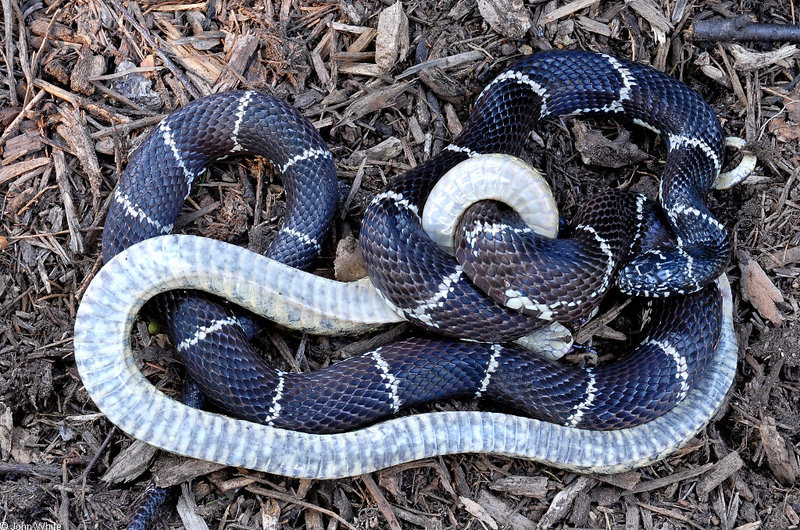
[2, 0, 17, 106]
[693, 15, 800, 42]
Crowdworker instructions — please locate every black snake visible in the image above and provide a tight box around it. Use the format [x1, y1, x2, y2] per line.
[74, 50, 737, 476]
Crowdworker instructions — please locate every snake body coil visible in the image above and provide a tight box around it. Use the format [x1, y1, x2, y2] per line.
[74, 50, 737, 476]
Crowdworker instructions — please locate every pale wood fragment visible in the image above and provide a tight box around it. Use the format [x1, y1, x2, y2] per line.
[461, 496, 499, 530]
[739, 252, 785, 326]
[101, 439, 158, 483]
[0, 157, 51, 187]
[52, 149, 84, 253]
[489, 475, 548, 498]
[213, 33, 259, 92]
[375, 2, 409, 72]
[478, 0, 532, 39]
[538, 0, 600, 26]
[539, 476, 598, 528]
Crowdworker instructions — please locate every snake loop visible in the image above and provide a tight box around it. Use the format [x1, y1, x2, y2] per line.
[73, 50, 737, 477]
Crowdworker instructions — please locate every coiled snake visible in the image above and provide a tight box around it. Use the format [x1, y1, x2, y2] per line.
[74, 50, 738, 478]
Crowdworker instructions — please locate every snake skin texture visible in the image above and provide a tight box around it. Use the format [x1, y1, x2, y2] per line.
[454, 191, 661, 324]
[74, 236, 736, 477]
[90, 50, 730, 450]
[360, 50, 728, 343]
[157, 280, 720, 433]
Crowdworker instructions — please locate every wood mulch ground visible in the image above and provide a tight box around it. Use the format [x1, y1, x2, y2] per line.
[1, 0, 799, 528]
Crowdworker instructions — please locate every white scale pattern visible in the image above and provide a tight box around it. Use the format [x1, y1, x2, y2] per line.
[230, 91, 255, 152]
[371, 348, 401, 413]
[566, 367, 597, 427]
[114, 189, 173, 235]
[479, 70, 549, 118]
[177, 315, 239, 351]
[444, 144, 481, 159]
[475, 344, 502, 398]
[372, 190, 420, 217]
[565, 55, 636, 116]
[630, 195, 647, 250]
[279, 147, 331, 174]
[668, 203, 726, 232]
[667, 133, 721, 172]
[405, 266, 464, 327]
[279, 226, 320, 252]
[646, 339, 690, 401]
[574, 224, 615, 295]
[160, 122, 196, 189]
[263, 373, 285, 425]
[461, 220, 614, 319]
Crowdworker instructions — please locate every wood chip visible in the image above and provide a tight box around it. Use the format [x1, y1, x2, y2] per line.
[57, 106, 103, 213]
[52, 149, 84, 253]
[739, 252, 785, 326]
[153, 455, 227, 488]
[2, 131, 43, 163]
[572, 122, 650, 168]
[538, 0, 600, 27]
[489, 475, 548, 498]
[334, 234, 368, 282]
[728, 43, 799, 72]
[363, 474, 402, 530]
[696, 451, 744, 496]
[0, 402, 12, 459]
[176, 483, 211, 530]
[262, 499, 282, 530]
[70, 47, 106, 96]
[29, 17, 90, 45]
[375, 2, 409, 72]
[348, 27, 378, 53]
[341, 82, 411, 124]
[626, 0, 673, 43]
[636, 502, 704, 529]
[477, 0, 532, 39]
[0, 157, 51, 187]
[212, 33, 259, 92]
[576, 16, 612, 37]
[337, 62, 386, 77]
[628, 463, 714, 494]
[539, 475, 597, 528]
[347, 136, 403, 165]
[476, 490, 537, 529]
[590, 471, 642, 491]
[765, 246, 800, 269]
[397, 50, 484, 80]
[759, 415, 799, 485]
[101, 439, 158, 484]
[460, 496, 499, 530]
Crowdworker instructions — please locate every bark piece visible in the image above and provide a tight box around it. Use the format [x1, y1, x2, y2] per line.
[478, 0, 531, 39]
[760, 416, 799, 485]
[70, 47, 106, 96]
[489, 475, 548, 498]
[696, 451, 744, 496]
[334, 234, 368, 282]
[375, 2, 409, 71]
[572, 122, 650, 169]
[102, 439, 159, 484]
[739, 252, 785, 325]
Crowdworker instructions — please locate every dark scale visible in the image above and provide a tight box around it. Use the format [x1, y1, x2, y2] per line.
[102, 51, 726, 436]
